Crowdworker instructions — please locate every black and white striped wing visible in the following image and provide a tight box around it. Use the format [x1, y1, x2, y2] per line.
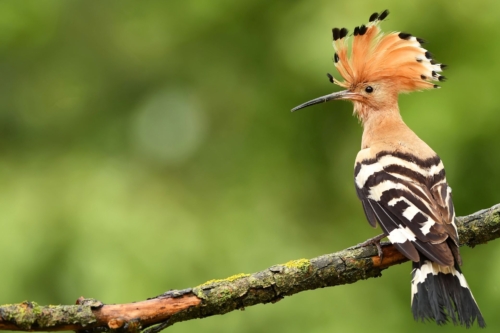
[354, 151, 459, 266]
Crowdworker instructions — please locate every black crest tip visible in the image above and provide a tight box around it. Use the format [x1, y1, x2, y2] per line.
[440, 64, 448, 70]
[378, 9, 389, 21]
[326, 73, 334, 83]
[359, 25, 367, 36]
[334, 52, 339, 63]
[353, 26, 360, 36]
[438, 76, 446, 82]
[432, 70, 437, 77]
[339, 28, 348, 39]
[332, 28, 340, 41]
[369, 12, 379, 22]
[433, 84, 440, 89]
[398, 32, 412, 40]
[416, 37, 426, 44]
[425, 51, 433, 59]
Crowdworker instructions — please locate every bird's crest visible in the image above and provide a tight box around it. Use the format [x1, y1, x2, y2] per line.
[329, 10, 446, 92]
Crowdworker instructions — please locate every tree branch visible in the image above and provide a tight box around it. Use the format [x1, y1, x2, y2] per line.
[1, 204, 499, 332]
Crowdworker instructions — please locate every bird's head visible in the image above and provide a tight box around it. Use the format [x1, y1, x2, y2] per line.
[291, 10, 446, 122]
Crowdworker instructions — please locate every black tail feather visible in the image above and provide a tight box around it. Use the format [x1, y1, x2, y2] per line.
[411, 259, 485, 328]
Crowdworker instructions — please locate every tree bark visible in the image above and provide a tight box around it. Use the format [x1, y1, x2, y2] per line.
[1, 204, 499, 333]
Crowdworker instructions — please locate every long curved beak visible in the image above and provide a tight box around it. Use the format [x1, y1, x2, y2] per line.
[291, 90, 355, 112]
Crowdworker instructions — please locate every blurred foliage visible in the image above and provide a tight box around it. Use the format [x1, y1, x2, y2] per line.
[0, 1, 499, 332]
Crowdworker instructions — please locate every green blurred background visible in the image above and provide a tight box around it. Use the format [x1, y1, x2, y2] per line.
[0, 0, 499, 332]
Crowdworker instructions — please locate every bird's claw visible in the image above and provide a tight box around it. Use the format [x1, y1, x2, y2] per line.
[347, 233, 386, 262]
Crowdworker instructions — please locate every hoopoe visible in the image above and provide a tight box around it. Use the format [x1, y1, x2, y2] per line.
[291, 10, 485, 328]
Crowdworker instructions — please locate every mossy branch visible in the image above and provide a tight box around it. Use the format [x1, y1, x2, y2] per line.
[1, 204, 499, 333]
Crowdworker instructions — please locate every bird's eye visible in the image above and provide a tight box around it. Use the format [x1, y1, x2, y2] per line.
[365, 86, 374, 93]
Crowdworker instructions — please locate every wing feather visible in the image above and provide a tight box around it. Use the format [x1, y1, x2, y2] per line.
[354, 152, 459, 266]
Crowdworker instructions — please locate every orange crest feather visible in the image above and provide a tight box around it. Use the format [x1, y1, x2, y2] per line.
[331, 10, 446, 92]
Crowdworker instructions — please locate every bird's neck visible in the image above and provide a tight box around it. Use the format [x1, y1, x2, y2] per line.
[357, 103, 436, 159]
[360, 106, 410, 149]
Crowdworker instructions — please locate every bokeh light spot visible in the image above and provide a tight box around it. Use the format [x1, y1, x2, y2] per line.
[132, 89, 207, 165]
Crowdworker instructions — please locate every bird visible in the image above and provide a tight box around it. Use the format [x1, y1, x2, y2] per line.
[291, 9, 485, 328]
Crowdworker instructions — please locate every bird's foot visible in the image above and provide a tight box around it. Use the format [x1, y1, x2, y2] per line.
[347, 233, 386, 261]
